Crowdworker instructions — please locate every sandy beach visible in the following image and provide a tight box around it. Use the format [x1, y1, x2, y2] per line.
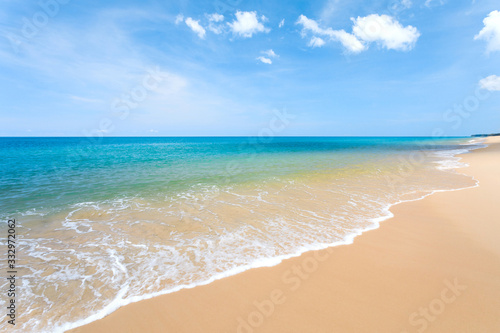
[70, 137, 500, 333]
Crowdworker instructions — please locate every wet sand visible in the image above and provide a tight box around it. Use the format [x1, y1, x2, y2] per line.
[70, 137, 500, 333]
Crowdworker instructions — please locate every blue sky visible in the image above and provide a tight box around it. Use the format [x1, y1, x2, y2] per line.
[1, 0, 499, 136]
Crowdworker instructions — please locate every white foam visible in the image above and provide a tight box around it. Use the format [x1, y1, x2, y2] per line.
[433, 149, 470, 170]
[432, 140, 487, 171]
[55, 181, 480, 333]
[64, 197, 482, 330]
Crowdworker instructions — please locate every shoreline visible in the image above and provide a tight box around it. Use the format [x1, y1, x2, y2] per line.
[70, 137, 500, 333]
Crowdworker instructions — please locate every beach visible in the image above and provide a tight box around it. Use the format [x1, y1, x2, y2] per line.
[68, 138, 500, 333]
[0, 137, 495, 332]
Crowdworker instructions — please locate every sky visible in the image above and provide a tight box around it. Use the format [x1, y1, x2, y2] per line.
[0, 0, 499, 136]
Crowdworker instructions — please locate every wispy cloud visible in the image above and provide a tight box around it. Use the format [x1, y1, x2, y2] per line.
[175, 14, 184, 25]
[207, 13, 224, 22]
[185, 17, 206, 39]
[309, 36, 326, 48]
[207, 13, 225, 34]
[389, 0, 413, 13]
[296, 15, 365, 53]
[0, 7, 262, 135]
[401, 0, 412, 9]
[320, 0, 340, 21]
[425, 0, 446, 8]
[262, 49, 278, 58]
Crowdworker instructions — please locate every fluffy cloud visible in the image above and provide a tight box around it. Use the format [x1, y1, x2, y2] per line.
[474, 10, 500, 54]
[178, 11, 270, 39]
[479, 75, 500, 91]
[296, 14, 419, 53]
[279, 19, 285, 28]
[257, 56, 272, 64]
[228, 11, 270, 38]
[352, 14, 420, 51]
[185, 17, 206, 39]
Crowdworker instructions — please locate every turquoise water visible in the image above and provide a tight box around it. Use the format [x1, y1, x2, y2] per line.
[0, 136, 472, 216]
[0, 137, 482, 332]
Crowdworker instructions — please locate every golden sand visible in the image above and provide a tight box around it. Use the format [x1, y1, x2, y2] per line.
[70, 137, 500, 333]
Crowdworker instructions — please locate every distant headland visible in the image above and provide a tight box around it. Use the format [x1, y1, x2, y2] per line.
[471, 133, 500, 137]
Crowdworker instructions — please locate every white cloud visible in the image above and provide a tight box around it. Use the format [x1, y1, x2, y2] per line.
[296, 14, 420, 53]
[228, 11, 270, 38]
[296, 15, 365, 53]
[279, 19, 285, 28]
[333, 30, 366, 53]
[390, 0, 412, 12]
[309, 36, 326, 48]
[175, 14, 184, 25]
[207, 13, 224, 22]
[296, 15, 327, 36]
[257, 56, 272, 64]
[474, 10, 500, 54]
[207, 13, 225, 34]
[262, 49, 278, 58]
[479, 75, 500, 91]
[351, 14, 420, 51]
[207, 24, 224, 34]
[185, 17, 206, 39]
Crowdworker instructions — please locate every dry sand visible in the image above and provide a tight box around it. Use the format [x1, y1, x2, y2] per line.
[71, 137, 500, 333]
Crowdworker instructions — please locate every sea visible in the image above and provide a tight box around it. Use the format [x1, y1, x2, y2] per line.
[0, 136, 485, 332]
